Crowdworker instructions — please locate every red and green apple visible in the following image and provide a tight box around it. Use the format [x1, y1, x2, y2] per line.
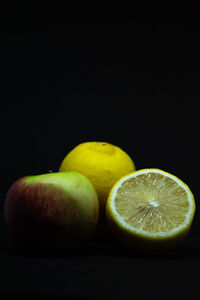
[4, 171, 99, 251]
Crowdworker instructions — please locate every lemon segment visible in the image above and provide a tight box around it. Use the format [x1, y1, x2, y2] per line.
[106, 169, 195, 253]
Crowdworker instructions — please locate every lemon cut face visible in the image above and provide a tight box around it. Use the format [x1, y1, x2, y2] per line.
[106, 169, 195, 252]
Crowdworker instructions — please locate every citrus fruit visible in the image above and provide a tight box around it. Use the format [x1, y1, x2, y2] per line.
[106, 169, 196, 254]
[59, 142, 135, 210]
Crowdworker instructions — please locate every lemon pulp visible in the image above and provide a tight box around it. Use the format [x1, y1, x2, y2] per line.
[107, 168, 195, 251]
[114, 171, 192, 235]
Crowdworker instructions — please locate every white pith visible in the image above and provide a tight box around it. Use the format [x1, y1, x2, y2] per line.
[109, 169, 195, 237]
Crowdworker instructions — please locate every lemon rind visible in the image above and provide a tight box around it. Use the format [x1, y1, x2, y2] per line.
[108, 168, 195, 238]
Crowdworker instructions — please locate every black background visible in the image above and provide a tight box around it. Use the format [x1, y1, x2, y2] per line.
[0, 7, 200, 299]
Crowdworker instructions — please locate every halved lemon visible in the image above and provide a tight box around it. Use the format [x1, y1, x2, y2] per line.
[106, 169, 196, 254]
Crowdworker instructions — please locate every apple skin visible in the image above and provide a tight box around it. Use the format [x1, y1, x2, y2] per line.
[4, 171, 99, 252]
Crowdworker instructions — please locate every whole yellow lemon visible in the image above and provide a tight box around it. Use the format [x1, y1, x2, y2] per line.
[59, 142, 136, 211]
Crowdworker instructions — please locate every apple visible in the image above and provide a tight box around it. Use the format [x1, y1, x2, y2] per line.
[4, 171, 99, 252]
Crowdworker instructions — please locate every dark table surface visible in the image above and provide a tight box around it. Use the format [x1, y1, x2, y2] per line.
[0, 228, 200, 300]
